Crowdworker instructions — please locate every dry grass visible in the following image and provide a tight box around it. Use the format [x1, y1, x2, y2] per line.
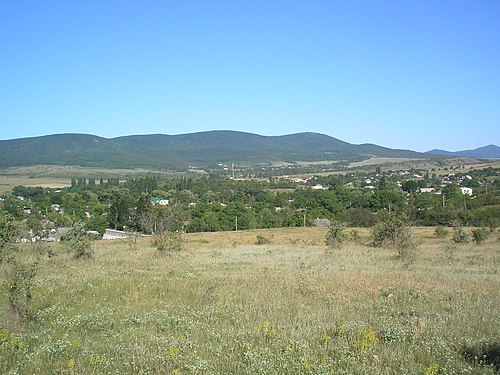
[1, 228, 499, 374]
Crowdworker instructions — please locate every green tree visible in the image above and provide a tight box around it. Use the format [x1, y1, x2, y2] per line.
[0, 210, 18, 263]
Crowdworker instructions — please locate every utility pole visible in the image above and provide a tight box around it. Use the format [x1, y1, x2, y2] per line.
[235, 216, 238, 231]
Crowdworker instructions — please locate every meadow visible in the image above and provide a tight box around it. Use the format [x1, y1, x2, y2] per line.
[1, 227, 499, 374]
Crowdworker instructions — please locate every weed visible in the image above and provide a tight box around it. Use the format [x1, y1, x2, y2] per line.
[154, 231, 183, 254]
[62, 223, 94, 260]
[349, 229, 362, 244]
[325, 221, 347, 248]
[256, 235, 271, 245]
[472, 227, 490, 245]
[434, 226, 448, 239]
[5, 256, 40, 320]
[452, 222, 469, 244]
[371, 215, 412, 249]
[461, 341, 500, 372]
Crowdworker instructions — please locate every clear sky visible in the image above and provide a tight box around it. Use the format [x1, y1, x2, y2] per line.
[0, 1, 498, 152]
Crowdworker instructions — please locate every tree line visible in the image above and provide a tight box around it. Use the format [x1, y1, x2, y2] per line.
[1, 169, 499, 238]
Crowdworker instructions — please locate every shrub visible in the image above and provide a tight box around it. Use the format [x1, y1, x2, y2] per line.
[0, 211, 18, 264]
[256, 235, 271, 245]
[5, 257, 39, 320]
[371, 215, 412, 249]
[154, 231, 183, 254]
[434, 226, 448, 239]
[349, 229, 362, 244]
[452, 223, 469, 244]
[325, 221, 347, 248]
[472, 227, 490, 245]
[141, 203, 185, 255]
[62, 223, 94, 260]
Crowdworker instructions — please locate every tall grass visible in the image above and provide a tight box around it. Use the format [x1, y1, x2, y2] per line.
[1, 228, 498, 374]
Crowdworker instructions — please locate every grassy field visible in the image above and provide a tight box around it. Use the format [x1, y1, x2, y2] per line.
[0, 176, 71, 193]
[1, 227, 499, 374]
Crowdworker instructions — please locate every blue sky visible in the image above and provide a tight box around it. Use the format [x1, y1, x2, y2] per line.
[0, 1, 498, 152]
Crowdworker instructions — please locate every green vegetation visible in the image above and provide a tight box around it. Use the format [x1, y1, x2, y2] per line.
[61, 224, 94, 260]
[0, 166, 499, 243]
[472, 227, 490, 245]
[0, 228, 498, 373]
[325, 221, 347, 248]
[0, 131, 424, 170]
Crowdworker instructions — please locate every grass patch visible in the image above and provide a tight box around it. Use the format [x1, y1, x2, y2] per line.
[1, 229, 498, 373]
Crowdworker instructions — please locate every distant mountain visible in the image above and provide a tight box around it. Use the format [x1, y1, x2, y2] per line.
[425, 144, 500, 158]
[0, 131, 424, 170]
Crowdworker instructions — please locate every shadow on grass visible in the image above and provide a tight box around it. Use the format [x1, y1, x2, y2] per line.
[460, 342, 500, 372]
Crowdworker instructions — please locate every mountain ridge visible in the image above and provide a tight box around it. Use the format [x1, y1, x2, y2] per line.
[1, 130, 488, 171]
[425, 144, 500, 158]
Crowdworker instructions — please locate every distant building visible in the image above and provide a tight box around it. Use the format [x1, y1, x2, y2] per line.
[150, 197, 169, 205]
[102, 229, 150, 240]
[311, 184, 325, 190]
[460, 187, 473, 196]
[419, 188, 435, 193]
[48, 227, 72, 242]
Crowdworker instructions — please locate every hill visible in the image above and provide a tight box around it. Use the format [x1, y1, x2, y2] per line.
[0, 131, 425, 170]
[425, 144, 500, 158]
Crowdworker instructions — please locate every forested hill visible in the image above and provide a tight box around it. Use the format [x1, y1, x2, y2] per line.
[0, 131, 424, 170]
[425, 144, 500, 158]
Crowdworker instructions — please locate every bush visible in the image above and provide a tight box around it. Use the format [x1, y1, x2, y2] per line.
[434, 226, 448, 239]
[325, 221, 347, 248]
[5, 257, 39, 320]
[371, 215, 412, 249]
[349, 229, 362, 244]
[256, 235, 271, 245]
[62, 224, 94, 260]
[154, 231, 183, 254]
[472, 227, 490, 245]
[339, 208, 378, 227]
[0, 211, 18, 264]
[452, 223, 469, 244]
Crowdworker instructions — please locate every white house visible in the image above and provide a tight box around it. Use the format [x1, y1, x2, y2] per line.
[420, 188, 435, 193]
[150, 197, 169, 205]
[460, 187, 473, 196]
[102, 229, 150, 240]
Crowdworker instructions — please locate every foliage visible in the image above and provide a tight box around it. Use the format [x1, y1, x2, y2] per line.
[61, 223, 94, 260]
[153, 231, 183, 254]
[0, 234, 498, 373]
[339, 208, 378, 227]
[434, 226, 449, 238]
[452, 223, 469, 244]
[0, 210, 18, 263]
[325, 221, 347, 248]
[255, 235, 271, 245]
[461, 341, 500, 372]
[349, 229, 362, 244]
[142, 203, 185, 254]
[472, 227, 490, 245]
[5, 256, 40, 320]
[371, 215, 412, 249]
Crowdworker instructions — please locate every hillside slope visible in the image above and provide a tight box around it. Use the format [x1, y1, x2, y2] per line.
[0, 131, 424, 170]
[425, 144, 500, 158]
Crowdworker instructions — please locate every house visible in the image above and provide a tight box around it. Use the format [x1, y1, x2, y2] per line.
[48, 227, 72, 242]
[150, 197, 169, 205]
[460, 187, 473, 196]
[311, 184, 325, 190]
[102, 229, 150, 240]
[419, 188, 435, 193]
